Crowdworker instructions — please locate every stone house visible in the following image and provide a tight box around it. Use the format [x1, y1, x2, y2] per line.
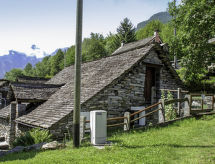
[0, 80, 12, 109]
[4, 35, 185, 141]
[0, 80, 63, 142]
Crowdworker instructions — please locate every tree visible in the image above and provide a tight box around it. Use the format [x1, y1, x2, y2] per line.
[82, 33, 107, 61]
[24, 63, 34, 76]
[116, 18, 136, 44]
[50, 49, 64, 76]
[105, 32, 121, 55]
[64, 46, 76, 67]
[136, 20, 163, 40]
[168, 0, 215, 84]
[5, 69, 24, 81]
[35, 56, 52, 78]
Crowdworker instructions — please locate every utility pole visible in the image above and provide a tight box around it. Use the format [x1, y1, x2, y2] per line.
[173, 0, 177, 69]
[73, 0, 83, 148]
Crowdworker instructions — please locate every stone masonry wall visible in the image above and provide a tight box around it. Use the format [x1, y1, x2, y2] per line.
[0, 118, 9, 139]
[81, 61, 146, 119]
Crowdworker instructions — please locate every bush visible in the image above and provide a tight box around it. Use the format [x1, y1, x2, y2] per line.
[161, 90, 176, 121]
[13, 128, 52, 147]
[13, 131, 34, 147]
[30, 128, 52, 144]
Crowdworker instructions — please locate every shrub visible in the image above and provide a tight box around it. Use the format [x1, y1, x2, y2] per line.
[13, 131, 34, 147]
[30, 128, 52, 144]
[161, 91, 176, 121]
[13, 128, 52, 147]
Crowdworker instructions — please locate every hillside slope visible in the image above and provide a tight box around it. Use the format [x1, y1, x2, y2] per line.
[137, 11, 172, 30]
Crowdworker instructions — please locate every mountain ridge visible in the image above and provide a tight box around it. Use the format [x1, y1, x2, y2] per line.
[136, 11, 172, 30]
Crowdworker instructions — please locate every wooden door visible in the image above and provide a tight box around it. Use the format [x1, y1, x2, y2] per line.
[144, 67, 155, 103]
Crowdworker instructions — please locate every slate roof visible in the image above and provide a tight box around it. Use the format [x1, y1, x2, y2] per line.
[16, 76, 50, 84]
[16, 36, 184, 128]
[0, 105, 10, 120]
[112, 36, 154, 56]
[11, 83, 63, 101]
[0, 80, 9, 88]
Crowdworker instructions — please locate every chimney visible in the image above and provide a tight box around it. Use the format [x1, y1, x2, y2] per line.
[154, 30, 161, 43]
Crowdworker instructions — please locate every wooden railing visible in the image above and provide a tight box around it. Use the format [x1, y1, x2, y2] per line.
[190, 94, 215, 111]
[83, 102, 162, 132]
[80, 91, 215, 142]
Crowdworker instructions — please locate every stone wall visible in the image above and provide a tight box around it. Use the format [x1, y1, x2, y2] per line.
[0, 118, 9, 138]
[49, 113, 73, 140]
[0, 86, 13, 110]
[81, 61, 146, 119]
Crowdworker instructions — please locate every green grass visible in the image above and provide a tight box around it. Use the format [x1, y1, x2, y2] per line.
[2, 115, 215, 164]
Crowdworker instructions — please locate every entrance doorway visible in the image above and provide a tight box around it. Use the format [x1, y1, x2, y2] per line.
[144, 67, 156, 103]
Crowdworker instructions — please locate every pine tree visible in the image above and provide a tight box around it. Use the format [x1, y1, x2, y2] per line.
[116, 18, 136, 44]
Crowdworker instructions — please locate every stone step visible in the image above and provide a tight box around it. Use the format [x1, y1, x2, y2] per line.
[0, 136, 5, 142]
[0, 142, 9, 150]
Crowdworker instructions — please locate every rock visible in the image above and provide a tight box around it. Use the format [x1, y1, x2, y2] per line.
[0, 141, 9, 150]
[42, 141, 64, 150]
[10, 146, 25, 153]
[25, 142, 46, 151]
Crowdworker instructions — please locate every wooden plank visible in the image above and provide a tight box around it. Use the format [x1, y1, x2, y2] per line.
[160, 89, 188, 93]
[190, 94, 214, 97]
[107, 122, 126, 127]
[130, 102, 161, 117]
[164, 98, 188, 105]
[130, 108, 161, 123]
[107, 116, 126, 121]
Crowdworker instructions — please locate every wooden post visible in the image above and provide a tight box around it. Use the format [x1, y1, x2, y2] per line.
[73, 0, 83, 148]
[184, 95, 190, 116]
[80, 116, 86, 143]
[124, 112, 130, 131]
[158, 99, 165, 123]
[177, 88, 182, 116]
[8, 103, 17, 148]
[189, 95, 192, 113]
[201, 98, 204, 110]
[212, 96, 214, 111]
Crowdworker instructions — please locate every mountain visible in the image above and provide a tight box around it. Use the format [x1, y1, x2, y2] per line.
[136, 11, 172, 30]
[0, 47, 69, 79]
[0, 50, 42, 78]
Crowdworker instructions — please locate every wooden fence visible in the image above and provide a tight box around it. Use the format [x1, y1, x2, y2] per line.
[80, 90, 215, 141]
[80, 97, 191, 141]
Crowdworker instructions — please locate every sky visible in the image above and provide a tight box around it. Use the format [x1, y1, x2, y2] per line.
[0, 0, 173, 58]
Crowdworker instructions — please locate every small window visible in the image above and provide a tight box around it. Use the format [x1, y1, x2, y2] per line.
[114, 90, 118, 96]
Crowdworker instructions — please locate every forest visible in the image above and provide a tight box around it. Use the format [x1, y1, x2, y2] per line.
[5, 0, 215, 89]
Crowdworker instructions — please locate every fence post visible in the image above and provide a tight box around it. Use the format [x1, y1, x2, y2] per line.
[212, 95, 214, 111]
[184, 95, 191, 116]
[80, 116, 86, 143]
[124, 112, 130, 131]
[177, 88, 182, 116]
[158, 99, 165, 123]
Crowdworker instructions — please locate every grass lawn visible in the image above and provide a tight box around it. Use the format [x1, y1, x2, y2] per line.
[1, 115, 215, 164]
